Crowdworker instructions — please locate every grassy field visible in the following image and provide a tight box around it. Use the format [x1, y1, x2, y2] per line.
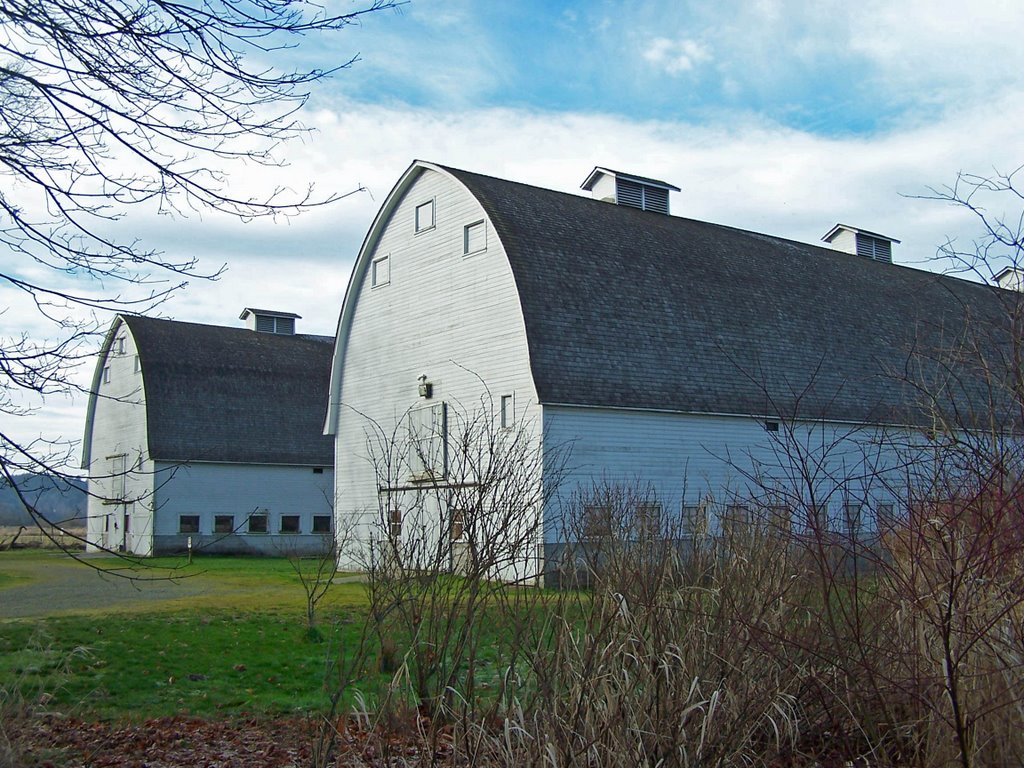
[0, 552, 379, 720]
[0, 524, 85, 551]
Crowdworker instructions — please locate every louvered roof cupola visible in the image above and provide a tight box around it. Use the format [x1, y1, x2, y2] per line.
[239, 307, 300, 335]
[581, 167, 680, 215]
[822, 224, 900, 264]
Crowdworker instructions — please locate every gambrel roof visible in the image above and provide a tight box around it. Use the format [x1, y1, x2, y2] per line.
[85, 316, 334, 465]
[441, 164, 1015, 426]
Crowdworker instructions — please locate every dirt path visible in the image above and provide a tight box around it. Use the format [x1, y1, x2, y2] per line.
[0, 552, 209, 618]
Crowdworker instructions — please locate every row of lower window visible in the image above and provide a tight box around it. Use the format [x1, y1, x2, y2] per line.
[178, 514, 332, 535]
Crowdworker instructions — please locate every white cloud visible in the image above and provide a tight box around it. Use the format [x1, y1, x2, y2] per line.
[642, 36, 712, 75]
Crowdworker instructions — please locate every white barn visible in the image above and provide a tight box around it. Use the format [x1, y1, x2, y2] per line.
[326, 161, 1012, 582]
[83, 309, 335, 556]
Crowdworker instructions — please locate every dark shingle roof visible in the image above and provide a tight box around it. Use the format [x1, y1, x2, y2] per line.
[445, 166, 1014, 426]
[123, 316, 334, 464]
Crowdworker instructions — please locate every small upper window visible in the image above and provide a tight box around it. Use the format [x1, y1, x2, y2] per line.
[500, 394, 514, 429]
[102, 366, 111, 384]
[463, 220, 486, 255]
[415, 200, 435, 233]
[133, 355, 141, 373]
[116, 336, 126, 355]
[372, 254, 390, 287]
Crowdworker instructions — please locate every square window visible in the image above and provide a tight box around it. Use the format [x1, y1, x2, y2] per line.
[415, 200, 435, 232]
[877, 503, 896, 532]
[247, 514, 268, 534]
[312, 515, 332, 534]
[450, 509, 466, 541]
[214, 515, 234, 534]
[280, 515, 300, 534]
[388, 505, 402, 540]
[635, 502, 661, 537]
[583, 505, 612, 540]
[179, 515, 200, 534]
[843, 504, 863, 534]
[682, 503, 708, 536]
[371, 254, 390, 287]
[769, 505, 792, 532]
[500, 394, 514, 428]
[724, 505, 751, 534]
[463, 220, 486, 255]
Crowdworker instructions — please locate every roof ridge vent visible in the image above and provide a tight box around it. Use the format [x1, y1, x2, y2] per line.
[239, 307, 301, 335]
[581, 167, 680, 215]
[822, 224, 900, 264]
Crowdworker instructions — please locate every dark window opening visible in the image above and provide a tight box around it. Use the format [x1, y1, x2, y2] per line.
[248, 514, 268, 534]
[214, 515, 234, 534]
[312, 467, 324, 474]
[179, 515, 200, 534]
[280, 515, 300, 534]
[312, 515, 332, 534]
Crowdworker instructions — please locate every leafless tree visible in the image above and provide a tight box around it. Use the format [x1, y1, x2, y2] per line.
[0, 0, 397, 551]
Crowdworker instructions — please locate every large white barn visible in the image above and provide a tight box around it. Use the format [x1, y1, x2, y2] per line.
[83, 309, 335, 556]
[326, 161, 1012, 581]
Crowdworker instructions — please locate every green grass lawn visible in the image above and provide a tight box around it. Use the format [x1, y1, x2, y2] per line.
[0, 552, 379, 720]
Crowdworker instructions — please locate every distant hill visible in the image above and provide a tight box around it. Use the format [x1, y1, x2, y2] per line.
[0, 474, 87, 527]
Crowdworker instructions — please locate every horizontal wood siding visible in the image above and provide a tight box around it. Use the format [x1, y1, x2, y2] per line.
[542, 405, 913, 539]
[85, 318, 156, 555]
[334, 168, 540, 570]
[152, 461, 334, 555]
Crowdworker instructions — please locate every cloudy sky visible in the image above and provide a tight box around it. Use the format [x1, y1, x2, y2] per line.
[6, 0, 1024, 461]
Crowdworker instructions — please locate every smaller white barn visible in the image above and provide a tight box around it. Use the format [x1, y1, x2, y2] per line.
[82, 309, 335, 556]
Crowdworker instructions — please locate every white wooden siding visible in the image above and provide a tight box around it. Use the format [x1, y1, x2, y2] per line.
[152, 461, 334, 555]
[542, 405, 913, 540]
[85, 318, 156, 555]
[333, 167, 540, 572]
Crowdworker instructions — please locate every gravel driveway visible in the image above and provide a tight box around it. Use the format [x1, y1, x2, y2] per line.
[0, 552, 209, 618]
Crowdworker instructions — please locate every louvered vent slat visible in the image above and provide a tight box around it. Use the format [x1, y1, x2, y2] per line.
[616, 179, 644, 209]
[855, 234, 893, 263]
[644, 187, 670, 215]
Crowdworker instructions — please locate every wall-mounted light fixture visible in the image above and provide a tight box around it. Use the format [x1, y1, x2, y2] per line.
[418, 374, 433, 399]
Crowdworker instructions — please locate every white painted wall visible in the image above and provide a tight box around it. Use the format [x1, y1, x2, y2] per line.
[151, 461, 334, 555]
[84, 318, 156, 556]
[331, 166, 541, 575]
[825, 228, 858, 255]
[542, 404, 915, 539]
